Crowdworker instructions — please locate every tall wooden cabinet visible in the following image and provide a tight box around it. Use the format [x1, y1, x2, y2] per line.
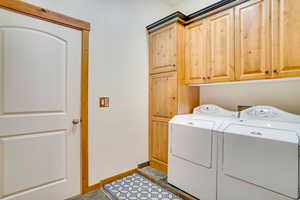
[150, 26, 177, 74]
[148, 23, 199, 173]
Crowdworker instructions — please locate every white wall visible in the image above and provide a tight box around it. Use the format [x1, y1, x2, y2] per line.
[163, 0, 220, 15]
[200, 79, 300, 114]
[23, 0, 173, 185]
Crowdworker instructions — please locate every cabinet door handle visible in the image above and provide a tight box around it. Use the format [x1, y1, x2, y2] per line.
[203, 77, 206, 80]
[265, 70, 269, 74]
[207, 77, 211, 80]
[155, 64, 176, 68]
[273, 69, 278, 73]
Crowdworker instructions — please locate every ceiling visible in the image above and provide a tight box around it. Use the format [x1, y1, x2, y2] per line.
[159, 0, 221, 15]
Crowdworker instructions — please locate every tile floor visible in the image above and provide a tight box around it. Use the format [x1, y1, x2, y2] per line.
[103, 173, 181, 200]
[68, 189, 111, 200]
[69, 166, 197, 200]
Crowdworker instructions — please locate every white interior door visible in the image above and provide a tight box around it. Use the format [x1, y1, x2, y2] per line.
[0, 7, 82, 200]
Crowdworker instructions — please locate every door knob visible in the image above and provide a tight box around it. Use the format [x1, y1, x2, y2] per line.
[72, 119, 81, 125]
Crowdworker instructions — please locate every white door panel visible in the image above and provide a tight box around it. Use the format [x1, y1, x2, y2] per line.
[2, 28, 66, 113]
[0, 7, 81, 200]
[1, 132, 66, 196]
[0, 113, 68, 136]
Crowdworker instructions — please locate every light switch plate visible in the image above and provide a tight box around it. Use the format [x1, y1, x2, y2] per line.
[99, 97, 109, 108]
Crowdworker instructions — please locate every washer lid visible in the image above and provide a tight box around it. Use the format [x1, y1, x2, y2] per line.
[170, 116, 216, 130]
[170, 104, 237, 130]
[193, 104, 237, 118]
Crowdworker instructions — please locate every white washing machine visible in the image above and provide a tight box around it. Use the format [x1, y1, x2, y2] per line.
[168, 104, 237, 200]
[218, 106, 300, 200]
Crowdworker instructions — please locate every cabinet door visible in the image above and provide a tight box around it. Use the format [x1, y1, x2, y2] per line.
[272, 0, 300, 78]
[150, 72, 177, 118]
[235, 0, 271, 81]
[185, 20, 208, 84]
[207, 9, 235, 83]
[151, 119, 168, 164]
[150, 26, 177, 74]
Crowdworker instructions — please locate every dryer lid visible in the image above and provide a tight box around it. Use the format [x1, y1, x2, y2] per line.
[223, 124, 299, 144]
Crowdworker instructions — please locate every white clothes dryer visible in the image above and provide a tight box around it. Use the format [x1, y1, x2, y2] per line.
[168, 104, 237, 200]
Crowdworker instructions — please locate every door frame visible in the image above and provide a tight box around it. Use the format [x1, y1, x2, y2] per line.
[0, 0, 93, 194]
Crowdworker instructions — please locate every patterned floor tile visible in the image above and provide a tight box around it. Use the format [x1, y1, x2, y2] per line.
[103, 173, 182, 200]
[68, 167, 192, 200]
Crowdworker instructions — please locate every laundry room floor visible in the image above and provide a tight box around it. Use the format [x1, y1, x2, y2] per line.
[69, 166, 197, 200]
[69, 189, 110, 200]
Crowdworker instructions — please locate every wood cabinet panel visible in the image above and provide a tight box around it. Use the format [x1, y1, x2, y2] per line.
[207, 9, 235, 83]
[235, 0, 271, 81]
[150, 72, 177, 118]
[185, 21, 208, 84]
[150, 119, 168, 164]
[150, 26, 176, 74]
[272, 0, 300, 78]
[148, 23, 199, 174]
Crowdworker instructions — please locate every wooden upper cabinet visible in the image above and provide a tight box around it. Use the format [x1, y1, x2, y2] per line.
[207, 9, 235, 83]
[150, 72, 177, 118]
[150, 25, 177, 74]
[235, 0, 271, 81]
[272, 0, 300, 78]
[185, 9, 235, 84]
[185, 20, 208, 84]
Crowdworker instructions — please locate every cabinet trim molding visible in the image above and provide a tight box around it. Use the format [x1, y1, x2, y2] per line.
[146, 0, 251, 31]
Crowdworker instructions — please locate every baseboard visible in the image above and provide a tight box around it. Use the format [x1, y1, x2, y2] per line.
[137, 161, 150, 168]
[101, 168, 137, 185]
[81, 168, 137, 195]
[82, 182, 102, 194]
